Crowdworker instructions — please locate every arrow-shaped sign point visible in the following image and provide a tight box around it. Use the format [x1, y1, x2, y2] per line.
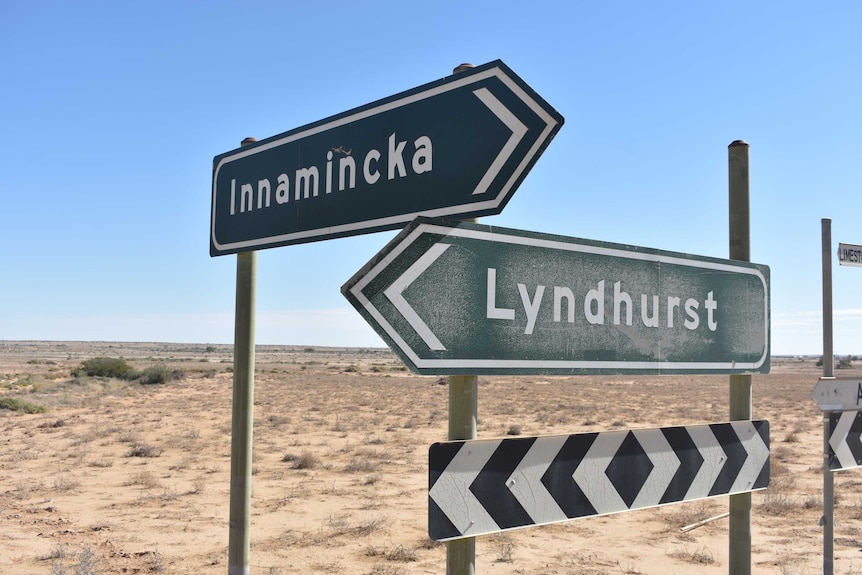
[384, 243, 450, 351]
[470, 88, 528, 196]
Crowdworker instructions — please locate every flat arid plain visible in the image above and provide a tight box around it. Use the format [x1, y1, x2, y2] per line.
[2, 341, 862, 575]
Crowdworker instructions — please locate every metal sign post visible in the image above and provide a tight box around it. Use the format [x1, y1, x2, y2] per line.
[822, 218, 835, 575]
[445, 59, 479, 575]
[816, 223, 862, 573]
[727, 139, 753, 575]
[228, 138, 258, 575]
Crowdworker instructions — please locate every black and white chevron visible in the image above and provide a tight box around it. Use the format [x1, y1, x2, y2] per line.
[429, 421, 770, 541]
[829, 411, 862, 470]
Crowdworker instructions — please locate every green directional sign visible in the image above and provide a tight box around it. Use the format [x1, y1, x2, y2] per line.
[342, 217, 770, 375]
[210, 60, 563, 256]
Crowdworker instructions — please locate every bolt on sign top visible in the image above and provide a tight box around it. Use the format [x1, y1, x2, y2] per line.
[210, 60, 564, 256]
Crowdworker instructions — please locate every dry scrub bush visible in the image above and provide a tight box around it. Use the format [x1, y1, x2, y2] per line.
[126, 470, 160, 489]
[660, 501, 717, 530]
[345, 457, 378, 473]
[139, 365, 184, 385]
[50, 545, 99, 575]
[72, 357, 135, 379]
[490, 533, 515, 562]
[365, 544, 417, 562]
[282, 450, 320, 469]
[760, 492, 799, 516]
[127, 442, 162, 457]
[0, 396, 47, 413]
[326, 514, 388, 538]
[52, 475, 81, 492]
[669, 545, 716, 565]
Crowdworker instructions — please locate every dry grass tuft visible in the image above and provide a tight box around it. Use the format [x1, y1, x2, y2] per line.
[490, 533, 515, 562]
[759, 492, 799, 516]
[282, 450, 320, 469]
[126, 470, 160, 489]
[52, 475, 81, 492]
[127, 442, 162, 458]
[668, 545, 716, 565]
[326, 514, 388, 538]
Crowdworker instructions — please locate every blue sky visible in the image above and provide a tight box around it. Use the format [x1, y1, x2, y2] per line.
[1, 1, 860, 355]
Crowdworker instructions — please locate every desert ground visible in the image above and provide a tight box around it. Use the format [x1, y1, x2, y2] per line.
[1, 340, 861, 575]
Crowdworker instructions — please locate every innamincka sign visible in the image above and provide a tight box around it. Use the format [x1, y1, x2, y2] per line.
[210, 60, 563, 256]
[343, 217, 771, 375]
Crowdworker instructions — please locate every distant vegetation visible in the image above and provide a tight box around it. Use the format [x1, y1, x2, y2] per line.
[0, 397, 47, 413]
[72, 357, 136, 379]
[138, 365, 184, 385]
[815, 355, 857, 369]
[71, 357, 184, 384]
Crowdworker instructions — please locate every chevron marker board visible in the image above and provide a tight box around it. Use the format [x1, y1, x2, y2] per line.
[428, 421, 770, 541]
[828, 411, 862, 471]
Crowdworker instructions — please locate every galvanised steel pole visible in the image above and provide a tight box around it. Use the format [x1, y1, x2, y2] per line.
[228, 137, 258, 575]
[822, 217, 835, 575]
[447, 374, 477, 575]
[447, 62, 478, 575]
[728, 139, 752, 575]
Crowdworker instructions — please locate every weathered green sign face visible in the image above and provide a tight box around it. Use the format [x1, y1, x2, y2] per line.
[210, 60, 563, 256]
[343, 218, 770, 375]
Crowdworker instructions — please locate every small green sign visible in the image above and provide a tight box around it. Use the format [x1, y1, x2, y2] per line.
[343, 217, 770, 375]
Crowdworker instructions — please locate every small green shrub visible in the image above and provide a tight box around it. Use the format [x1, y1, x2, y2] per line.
[0, 397, 48, 413]
[72, 357, 136, 379]
[139, 365, 184, 385]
